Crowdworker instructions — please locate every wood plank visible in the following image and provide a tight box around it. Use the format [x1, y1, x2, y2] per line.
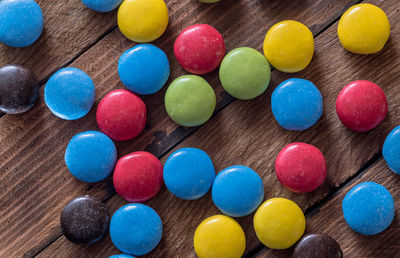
[36, 0, 400, 257]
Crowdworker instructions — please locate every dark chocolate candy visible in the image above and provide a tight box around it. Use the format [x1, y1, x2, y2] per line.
[293, 233, 343, 258]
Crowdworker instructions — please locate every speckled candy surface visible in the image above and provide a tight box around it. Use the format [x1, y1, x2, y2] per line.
[81, 0, 123, 12]
[0, 0, 43, 47]
[271, 78, 323, 130]
[383, 125, 400, 174]
[174, 24, 225, 75]
[342, 182, 394, 235]
[0, 65, 39, 114]
[293, 233, 343, 258]
[110, 203, 162, 256]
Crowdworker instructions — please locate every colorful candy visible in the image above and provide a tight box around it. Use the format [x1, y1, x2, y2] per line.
[164, 148, 215, 200]
[293, 233, 343, 258]
[342, 182, 394, 235]
[81, 0, 123, 12]
[96, 89, 146, 141]
[174, 24, 225, 75]
[336, 80, 387, 132]
[109, 255, 136, 258]
[383, 125, 400, 174]
[198, 0, 220, 3]
[254, 198, 305, 249]
[212, 165, 264, 217]
[110, 203, 162, 256]
[219, 47, 271, 100]
[194, 215, 245, 258]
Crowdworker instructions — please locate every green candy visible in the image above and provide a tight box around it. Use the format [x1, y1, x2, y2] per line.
[165, 75, 216, 127]
[198, 0, 220, 3]
[219, 47, 271, 100]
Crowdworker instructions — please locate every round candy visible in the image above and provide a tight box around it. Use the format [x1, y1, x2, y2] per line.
[60, 195, 109, 245]
[219, 47, 271, 100]
[81, 0, 123, 12]
[194, 215, 245, 258]
[338, 4, 390, 54]
[117, 0, 168, 43]
[342, 182, 394, 235]
[164, 148, 215, 200]
[263, 20, 314, 73]
[118, 44, 170, 95]
[109, 255, 136, 258]
[45, 67, 95, 120]
[198, 0, 220, 3]
[96, 89, 146, 141]
[254, 198, 305, 249]
[383, 125, 400, 174]
[0, 65, 39, 114]
[293, 233, 343, 258]
[65, 131, 117, 183]
[336, 80, 387, 132]
[174, 24, 225, 75]
[0, 0, 43, 47]
[212, 165, 264, 217]
[113, 151, 163, 202]
[110, 203, 162, 256]
[271, 78, 323, 130]
[165, 75, 216, 127]
[275, 142, 327, 193]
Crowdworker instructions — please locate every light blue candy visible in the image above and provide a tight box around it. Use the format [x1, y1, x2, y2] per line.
[81, 0, 123, 12]
[110, 203, 162, 256]
[109, 255, 136, 258]
[0, 0, 43, 47]
[118, 44, 170, 95]
[342, 182, 394, 235]
[65, 131, 117, 183]
[383, 125, 400, 174]
[212, 165, 264, 217]
[164, 148, 215, 200]
[271, 78, 323, 130]
[45, 67, 95, 120]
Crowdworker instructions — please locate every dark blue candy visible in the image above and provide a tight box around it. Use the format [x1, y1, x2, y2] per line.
[383, 125, 400, 174]
[109, 255, 136, 258]
[81, 0, 123, 12]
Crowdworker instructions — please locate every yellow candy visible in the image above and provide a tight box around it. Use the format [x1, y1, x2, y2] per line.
[253, 198, 305, 249]
[337, 4, 390, 54]
[194, 215, 246, 258]
[117, 0, 169, 43]
[263, 20, 314, 73]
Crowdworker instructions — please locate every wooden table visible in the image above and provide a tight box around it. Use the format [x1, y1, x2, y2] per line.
[1, 0, 399, 257]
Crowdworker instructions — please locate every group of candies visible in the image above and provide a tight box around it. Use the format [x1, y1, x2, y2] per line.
[0, 0, 398, 257]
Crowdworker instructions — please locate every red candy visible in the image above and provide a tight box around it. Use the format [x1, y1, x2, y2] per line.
[113, 151, 163, 202]
[336, 80, 387, 132]
[174, 24, 225, 75]
[96, 89, 146, 141]
[275, 142, 327, 193]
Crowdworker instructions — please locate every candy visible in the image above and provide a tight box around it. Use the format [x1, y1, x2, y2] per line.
[254, 198, 305, 249]
[0, 65, 39, 114]
[113, 151, 163, 202]
[383, 125, 400, 174]
[60, 196, 109, 245]
[117, 0, 168, 43]
[81, 0, 123, 12]
[293, 233, 343, 258]
[336, 80, 387, 132]
[194, 215, 245, 258]
[165, 75, 216, 127]
[0, 0, 43, 47]
[342, 182, 394, 235]
[174, 24, 225, 75]
[118, 44, 170, 95]
[275, 142, 326, 193]
[212, 165, 264, 217]
[263, 20, 314, 73]
[45, 67, 95, 120]
[271, 78, 323, 130]
[110, 203, 162, 256]
[198, 0, 220, 3]
[65, 131, 117, 183]
[219, 47, 271, 100]
[109, 255, 136, 258]
[96, 89, 146, 141]
[338, 4, 390, 54]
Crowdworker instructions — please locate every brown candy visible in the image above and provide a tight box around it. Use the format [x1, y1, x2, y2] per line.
[293, 233, 343, 258]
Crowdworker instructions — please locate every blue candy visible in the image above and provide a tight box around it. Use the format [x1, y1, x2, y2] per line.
[0, 0, 43, 47]
[81, 0, 123, 12]
[109, 255, 136, 258]
[45, 67, 95, 120]
[342, 182, 394, 235]
[118, 44, 170, 95]
[65, 131, 117, 183]
[383, 125, 400, 174]
[110, 204, 162, 256]
[271, 78, 323, 130]
[164, 148, 215, 200]
[212, 165, 264, 217]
